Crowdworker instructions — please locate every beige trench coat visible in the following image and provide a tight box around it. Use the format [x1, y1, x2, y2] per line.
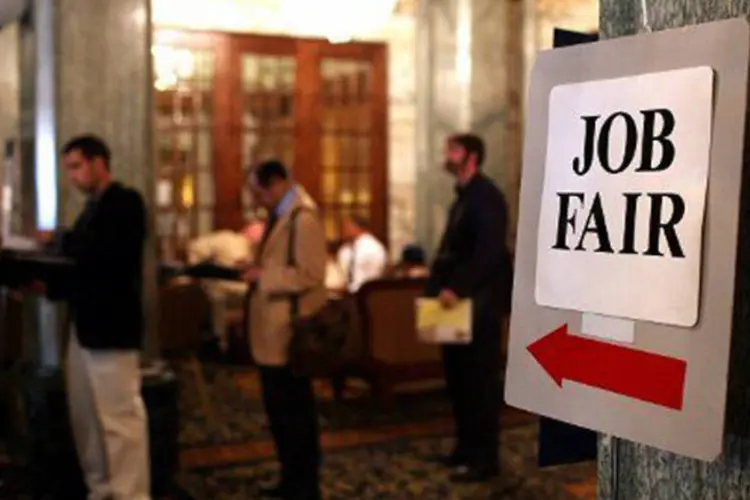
[247, 193, 327, 366]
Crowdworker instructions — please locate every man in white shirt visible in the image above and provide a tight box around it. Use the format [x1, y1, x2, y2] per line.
[337, 216, 387, 293]
[325, 241, 347, 292]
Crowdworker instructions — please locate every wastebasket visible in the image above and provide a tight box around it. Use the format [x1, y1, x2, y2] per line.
[3, 361, 179, 499]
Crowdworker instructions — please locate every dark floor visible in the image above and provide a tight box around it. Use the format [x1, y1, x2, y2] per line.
[1, 363, 597, 499]
[175, 364, 597, 499]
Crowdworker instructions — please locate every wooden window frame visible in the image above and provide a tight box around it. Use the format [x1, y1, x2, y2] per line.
[296, 40, 389, 245]
[153, 29, 389, 250]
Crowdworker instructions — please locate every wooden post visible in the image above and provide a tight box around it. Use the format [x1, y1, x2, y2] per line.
[598, 2, 750, 498]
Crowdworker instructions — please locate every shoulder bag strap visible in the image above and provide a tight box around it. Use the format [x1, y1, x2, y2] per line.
[287, 207, 303, 320]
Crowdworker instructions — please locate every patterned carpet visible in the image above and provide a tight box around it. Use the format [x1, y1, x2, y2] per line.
[174, 362, 597, 500]
[177, 425, 595, 500]
[179, 363, 454, 448]
[0, 361, 597, 499]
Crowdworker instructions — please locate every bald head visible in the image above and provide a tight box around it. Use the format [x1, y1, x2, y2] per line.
[341, 215, 370, 242]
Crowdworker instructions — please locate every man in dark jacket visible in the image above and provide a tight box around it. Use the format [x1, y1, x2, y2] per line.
[39, 135, 150, 499]
[425, 133, 513, 483]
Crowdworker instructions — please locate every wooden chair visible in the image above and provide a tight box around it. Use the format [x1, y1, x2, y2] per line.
[345, 278, 443, 408]
[336, 278, 511, 409]
[158, 278, 226, 438]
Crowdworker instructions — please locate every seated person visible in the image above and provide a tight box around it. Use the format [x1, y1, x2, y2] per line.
[392, 244, 429, 278]
[187, 224, 260, 352]
[337, 216, 388, 293]
[325, 240, 346, 293]
[239, 219, 265, 263]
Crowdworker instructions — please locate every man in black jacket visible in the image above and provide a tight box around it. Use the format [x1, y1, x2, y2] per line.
[39, 135, 150, 499]
[425, 133, 513, 483]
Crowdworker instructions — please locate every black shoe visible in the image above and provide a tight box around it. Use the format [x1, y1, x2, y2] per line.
[450, 464, 500, 483]
[424, 452, 469, 467]
[259, 483, 286, 498]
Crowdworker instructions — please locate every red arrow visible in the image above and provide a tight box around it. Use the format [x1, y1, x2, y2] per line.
[528, 324, 687, 410]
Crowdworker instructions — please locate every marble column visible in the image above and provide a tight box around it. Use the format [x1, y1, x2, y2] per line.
[18, 0, 158, 364]
[415, 0, 524, 254]
[0, 23, 20, 173]
[597, 2, 750, 499]
[0, 22, 20, 237]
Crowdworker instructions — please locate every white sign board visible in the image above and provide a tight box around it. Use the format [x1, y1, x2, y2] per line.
[535, 67, 714, 327]
[506, 17, 750, 461]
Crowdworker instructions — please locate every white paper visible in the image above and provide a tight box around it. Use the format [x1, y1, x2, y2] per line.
[581, 312, 635, 344]
[535, 67, 714, 327]
[415, 298, 473, 344]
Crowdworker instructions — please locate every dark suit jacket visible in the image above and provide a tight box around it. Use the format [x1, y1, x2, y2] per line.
[427, 174, 513, 333]
[55, 182, 147, 350]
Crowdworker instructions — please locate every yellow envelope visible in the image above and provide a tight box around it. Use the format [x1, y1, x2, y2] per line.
[415, 298, 472, 344]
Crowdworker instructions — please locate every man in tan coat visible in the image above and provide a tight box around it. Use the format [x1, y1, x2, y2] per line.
[243, 160, 327, 500]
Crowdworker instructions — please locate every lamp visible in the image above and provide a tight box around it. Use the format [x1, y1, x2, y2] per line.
[280, 0, 399, 43]
[152, 45, 195, 91]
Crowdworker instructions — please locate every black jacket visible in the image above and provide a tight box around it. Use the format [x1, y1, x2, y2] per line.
[426, 174, 513, 315]
[54, 182, 147, 350]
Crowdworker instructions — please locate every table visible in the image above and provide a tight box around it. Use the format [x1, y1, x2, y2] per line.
[0, 249, 180, 497]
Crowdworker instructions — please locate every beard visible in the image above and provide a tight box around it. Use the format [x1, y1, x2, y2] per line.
[444, 155, 467, 176]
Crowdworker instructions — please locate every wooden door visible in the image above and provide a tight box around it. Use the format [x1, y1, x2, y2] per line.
[221, 35, 298, 229]
[152, 31, 389, 259]
[295, 41, 388, 244]
[152, 30, 232, 260]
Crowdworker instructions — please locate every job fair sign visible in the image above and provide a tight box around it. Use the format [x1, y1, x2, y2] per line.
[535, 67, 714, 327]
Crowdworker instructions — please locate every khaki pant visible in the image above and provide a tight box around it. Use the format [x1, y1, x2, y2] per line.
[203, 280, 247, 351]
[65, 332, 151, 500]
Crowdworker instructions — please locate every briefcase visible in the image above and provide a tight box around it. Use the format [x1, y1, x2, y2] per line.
[288, 297, 355, 377]
[285, 208, 355, 376]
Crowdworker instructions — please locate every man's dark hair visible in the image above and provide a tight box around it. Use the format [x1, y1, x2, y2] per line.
[401, 244, 426, 265]
[346, 215, 370, 231]
[327, 239, 342, 255]
[62, 135, 111, 170]
[255, 160, 289, 188]
[449, 133, 485, 167]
